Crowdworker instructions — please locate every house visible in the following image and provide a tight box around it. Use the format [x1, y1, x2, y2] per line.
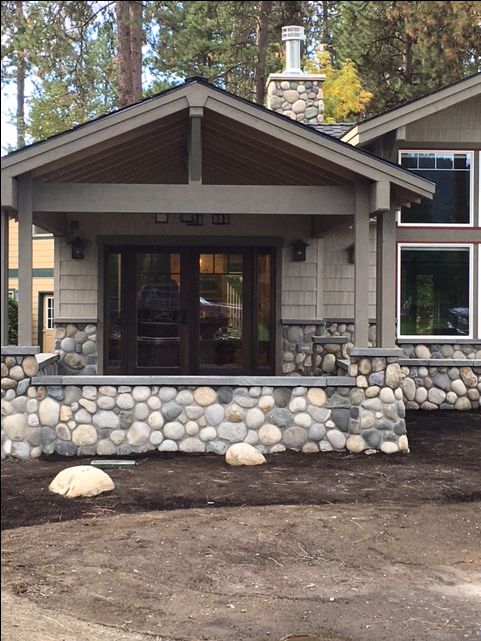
[7, 219, 55, 350]
[1, 28, 480, 460]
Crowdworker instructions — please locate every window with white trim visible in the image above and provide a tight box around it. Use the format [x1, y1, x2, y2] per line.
[45, 295, 55, 330]
[398, 245, 473, 339]
[399, 151, 473, 226]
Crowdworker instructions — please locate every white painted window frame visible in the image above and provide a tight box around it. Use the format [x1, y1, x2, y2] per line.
[397, 243, 474, 340]
[397, 150, 474, 227]
[45, 295, 55, 330]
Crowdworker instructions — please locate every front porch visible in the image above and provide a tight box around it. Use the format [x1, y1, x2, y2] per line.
[1, 79, 440, 459]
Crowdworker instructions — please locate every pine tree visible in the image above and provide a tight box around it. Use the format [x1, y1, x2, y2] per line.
[334, 1, 481, 114]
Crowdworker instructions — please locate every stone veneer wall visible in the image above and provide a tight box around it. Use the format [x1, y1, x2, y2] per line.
[282, 323, 377, 375]
[400, 364, 480, 410]
[2, 348, 408, 460]
[54, 322, 98, 375]
[266, 77, 324, 124]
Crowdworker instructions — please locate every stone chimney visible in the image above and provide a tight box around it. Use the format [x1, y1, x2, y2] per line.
[266, 26, 325, 124]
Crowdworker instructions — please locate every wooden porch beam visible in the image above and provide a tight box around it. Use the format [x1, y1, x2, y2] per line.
[188, 106, 202, 184]
[369, 180, 391, 213]
[32, 183, 355, 216]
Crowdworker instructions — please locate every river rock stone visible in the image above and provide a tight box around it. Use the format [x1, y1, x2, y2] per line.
[176, 390, 194, 405]
[96, 439, 117, 456]
[79, 398, 97, 414]
[258, 423, 282, 445]
[127, 421, 150, 445]
[326, 429, 346, 450]
[72, 424, 98, 446]
[225, 443, 266, 466]
[415, 345, 431, 359]
[282, 426, 307, 449]
[199, 426, 217, 442]
[245, 407, 265, 429]
[162, 402, 182, 421]
[179, 438, 205, 453]
[273, 388, 291, 407]
[428, 388, 446, 405]
[49, 465, 114, 498]
[132, 386, 151, 402]
[147, 411, 164, 429]
[346, 435, 366, 453]
[22, 356, 38, 377]
[258, 395, 275, 412]
[3, 414, 27, 441]
[218, 421, 248, 442]
[381, 441, 399, 454]
[158, 387, 177, 402]
[164, 421, 185, 440]
[266, 408, 293, 428]
[97, 396, 116, 410]
[92, 410, 119, 429]
[307, 388, 327, 407]
[460, 367, 477, 387]
[38, 397, 60, 427]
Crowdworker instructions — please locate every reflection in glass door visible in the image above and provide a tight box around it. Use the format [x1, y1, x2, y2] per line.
[104, 245, 275, 375]
[199, 253, 244, 370]
[136, 252, 181, 369]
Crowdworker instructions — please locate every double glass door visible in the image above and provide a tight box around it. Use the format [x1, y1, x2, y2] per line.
[104, 246, 275, 375]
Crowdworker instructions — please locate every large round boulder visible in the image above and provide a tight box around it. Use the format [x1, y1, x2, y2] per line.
[49, 465, 115, 498]
[225, 443, 266, 466]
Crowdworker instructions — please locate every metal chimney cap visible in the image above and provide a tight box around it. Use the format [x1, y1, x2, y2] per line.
[281, 26, 305, 42]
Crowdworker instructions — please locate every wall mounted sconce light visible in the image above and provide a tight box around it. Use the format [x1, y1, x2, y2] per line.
[180, 213, 204, 226]
[67, 220, 89, 260]
[345, 243, 355, 264]
[292, 238, 309, 262]
[212, 214, 230, 225]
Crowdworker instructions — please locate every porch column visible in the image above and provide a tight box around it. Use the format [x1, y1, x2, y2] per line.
[17, 175, 33, 345]
[354, 180, 370, 347]
[376, 211, 397, 347]
[1, 209, 9, 344]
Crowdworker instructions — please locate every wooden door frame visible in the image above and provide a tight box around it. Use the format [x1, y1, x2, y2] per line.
[101, 237, 281, 375]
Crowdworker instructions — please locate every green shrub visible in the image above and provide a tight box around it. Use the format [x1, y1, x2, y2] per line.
[8, 297, 18, 345]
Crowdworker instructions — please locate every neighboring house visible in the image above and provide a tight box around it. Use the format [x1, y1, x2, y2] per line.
[1, 28, 479, 460]
[7, 219, 55, 350]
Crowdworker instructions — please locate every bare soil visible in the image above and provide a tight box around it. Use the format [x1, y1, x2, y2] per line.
[1, 411, 481, 641]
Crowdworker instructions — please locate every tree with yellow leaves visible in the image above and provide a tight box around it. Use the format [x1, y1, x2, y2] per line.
[306, 45, 373, 123]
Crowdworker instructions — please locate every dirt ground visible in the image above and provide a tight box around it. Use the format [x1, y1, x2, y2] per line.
[2, 410, 481, 641]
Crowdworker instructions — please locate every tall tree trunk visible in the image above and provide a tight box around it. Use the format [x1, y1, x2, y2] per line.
[321, 0, 329, 45]
[15, 0, 26, 148]
[254, 0, 272, 105]
[130, 1, 143, 102]
[404, 33, 413, 83]
[116, 0, 133, 107]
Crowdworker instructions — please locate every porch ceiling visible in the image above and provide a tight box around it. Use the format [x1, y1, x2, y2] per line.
[30, 107, 350, 187]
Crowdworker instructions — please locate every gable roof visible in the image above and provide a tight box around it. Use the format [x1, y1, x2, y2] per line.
[1, 77, 434, 205]
[341, 73, 481, 146]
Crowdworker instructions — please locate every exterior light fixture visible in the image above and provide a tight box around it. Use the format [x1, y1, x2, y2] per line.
[292, 238, 309, 262]
[67, 220, 88, 260]
[345, 243, 355, 264]
[212, 214, 230, 225]
[155, 213, 169, 223]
